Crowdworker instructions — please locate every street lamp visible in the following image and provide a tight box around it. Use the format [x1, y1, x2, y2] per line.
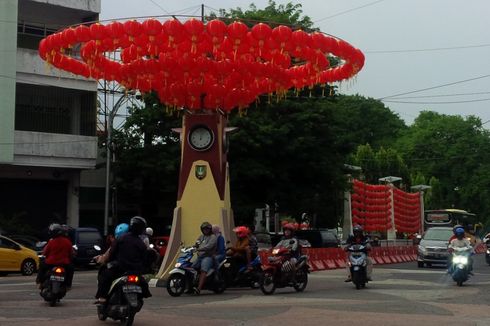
[411, 184, 431, 234]
[379, 176, 402, 184]
[103, 90, 139, 236]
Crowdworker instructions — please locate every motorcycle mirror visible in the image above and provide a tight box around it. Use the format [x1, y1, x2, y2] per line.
[93, 245, 101, 251]
[289, 240, 295, 245]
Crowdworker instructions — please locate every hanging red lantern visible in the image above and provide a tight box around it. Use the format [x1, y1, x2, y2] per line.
[89, 23, 107, 44]
[271, 25, 292, 53]
[74, 24, 91, 43]
[163, 19, 184, 47]
[124, 20, 142, 42]
[251, 23, 272, 56]
[227, 21, 248, 53]
[142, 18, 162, 41]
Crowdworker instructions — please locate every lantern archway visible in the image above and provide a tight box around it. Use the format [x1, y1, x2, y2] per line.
[38, 16, 365, 279]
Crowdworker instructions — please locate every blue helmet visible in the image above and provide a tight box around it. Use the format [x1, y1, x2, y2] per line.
[115, 223, 129, 239]
[454, 227, 465, 235]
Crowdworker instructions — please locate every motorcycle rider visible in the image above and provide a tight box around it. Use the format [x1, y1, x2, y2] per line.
[36, 223, 74, 290]
[274, 223, 300, 282]
[228, 226, 252, 269]
[94, 216, 151, 304]
[344, 224, 372, 282]
[448, 227, 474, 274]
[192, 222, 217, 295]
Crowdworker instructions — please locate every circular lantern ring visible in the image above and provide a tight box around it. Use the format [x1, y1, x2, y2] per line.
[38, 18, 364, 112]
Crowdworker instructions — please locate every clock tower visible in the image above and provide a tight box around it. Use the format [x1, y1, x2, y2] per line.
[156, 111, 235, 279]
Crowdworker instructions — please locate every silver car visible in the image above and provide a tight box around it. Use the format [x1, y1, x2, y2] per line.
[417, 227, 453, 268]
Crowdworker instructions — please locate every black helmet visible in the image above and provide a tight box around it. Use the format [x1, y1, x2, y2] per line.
[48, 223, 62, 237]
[200, 222, 212, 233]
[353, 224, 363, 234]
[129, 216, 147, 235]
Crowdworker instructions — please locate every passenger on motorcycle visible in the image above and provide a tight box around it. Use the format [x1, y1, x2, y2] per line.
[36, 223, 74, 290]
[95, 223, 129, 265]
[94, 216, 151, 304]
[274, 223, 300, 281]
[448, 227, 474, 274]
[192, 222, 218, 295]
[212, 225, 226, 265]
[248, 224, 258, 259]
[344, 224, 372, 282]
[228, 226, 252, 267]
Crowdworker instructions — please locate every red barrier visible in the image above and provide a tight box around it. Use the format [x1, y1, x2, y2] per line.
[261, 246, 420, 272]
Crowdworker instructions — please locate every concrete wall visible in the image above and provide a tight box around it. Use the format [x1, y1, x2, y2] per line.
[14, 130, 97, 169]
[17, 48, 96, 92]
[0, 0, 18, 163]
[28, 0, 100, 13]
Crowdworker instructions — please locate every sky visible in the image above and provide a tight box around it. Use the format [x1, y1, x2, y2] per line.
[99, 0, 490, 125]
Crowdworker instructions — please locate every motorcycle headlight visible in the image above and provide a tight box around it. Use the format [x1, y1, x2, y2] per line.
[453, 256, 468, 265]
[175, 262, 182, 268]
[486, 249, 490, 254]
[272, 248, 280, 255]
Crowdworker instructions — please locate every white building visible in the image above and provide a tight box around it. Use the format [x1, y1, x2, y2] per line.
[0, 0, 101, 232]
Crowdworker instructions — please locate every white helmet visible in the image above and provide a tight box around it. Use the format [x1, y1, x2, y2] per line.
[145, 227, 154, 236]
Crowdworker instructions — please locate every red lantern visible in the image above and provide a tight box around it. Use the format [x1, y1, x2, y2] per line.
[227, 21, 248, 52]
[142, 19, 162, 39]
[90, 23, 107, 42]
[124, 20, 142, 41]
[74, 25, 91, 42]
[163, 19, 184, 46]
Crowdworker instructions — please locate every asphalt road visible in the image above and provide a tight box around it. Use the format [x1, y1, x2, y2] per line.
[1, 255, 490, 326]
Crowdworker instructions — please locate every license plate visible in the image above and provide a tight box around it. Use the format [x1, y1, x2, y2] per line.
[122, 285, 142, 293]
[50, 275, 65, 281]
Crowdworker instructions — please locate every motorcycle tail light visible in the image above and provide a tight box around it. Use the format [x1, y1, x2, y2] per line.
[127, 275, 139, 283]
[55, 267, 64, 274]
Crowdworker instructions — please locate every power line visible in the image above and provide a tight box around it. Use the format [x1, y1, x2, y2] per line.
[365, 43, 490, 54]
[377, 74, 490, 100]
[388, 91, 490, 100]
[147, 0, 171, 15]
[383, 98, 490, 105]
[315, 0, 386, 23]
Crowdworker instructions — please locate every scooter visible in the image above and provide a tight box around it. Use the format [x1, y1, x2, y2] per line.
[166, 246, 226, 296]
[222, 254, 263, 288]
[97, 273, 146, 326]
[450, 246, 472, 286]
[40, 265, 67, 306]
[260, 245, 309, 295]
[485, 241, 490, 266]
[347, 243, 369, 290]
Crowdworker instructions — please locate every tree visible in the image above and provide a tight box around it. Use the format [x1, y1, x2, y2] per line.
[348, 144, 409, 185]
[213, 1, 315, 30]
[395, 111, 490, 222]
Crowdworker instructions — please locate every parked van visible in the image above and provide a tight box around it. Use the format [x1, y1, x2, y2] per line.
[68, 227, 103, 266]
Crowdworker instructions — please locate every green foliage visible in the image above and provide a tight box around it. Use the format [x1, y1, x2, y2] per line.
[349, 144, 409, 185]
[395, 111, 490, 223]
[212, 1, 316, 30]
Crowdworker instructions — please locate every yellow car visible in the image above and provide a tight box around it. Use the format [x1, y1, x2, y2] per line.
[0, 235, 39, 276]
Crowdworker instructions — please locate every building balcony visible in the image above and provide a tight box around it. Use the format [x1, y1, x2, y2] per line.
[14, 130, 97, 169]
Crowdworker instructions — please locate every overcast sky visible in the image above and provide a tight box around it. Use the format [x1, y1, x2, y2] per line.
[100, 0, 490, 125]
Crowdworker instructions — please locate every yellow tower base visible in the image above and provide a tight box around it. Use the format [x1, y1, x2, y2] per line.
[155, 160, 235, 280]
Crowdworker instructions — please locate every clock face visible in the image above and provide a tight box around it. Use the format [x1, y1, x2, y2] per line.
[189, 126, 214, 151]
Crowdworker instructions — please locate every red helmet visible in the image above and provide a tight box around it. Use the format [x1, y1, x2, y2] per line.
[283, 223, 297, 232]
[233, 226, 250, 238]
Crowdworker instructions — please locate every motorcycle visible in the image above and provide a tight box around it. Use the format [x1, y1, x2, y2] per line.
[449, 246, 472, 286]
[40, 265, 67, 306]
[97, 273, 146, 326]
[222, 254, 263, 288]
[166, 246, 226, 296]
[347, 243, 369, 290]
[485, 241, 490, 266]
[260, 245, 308, 295]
